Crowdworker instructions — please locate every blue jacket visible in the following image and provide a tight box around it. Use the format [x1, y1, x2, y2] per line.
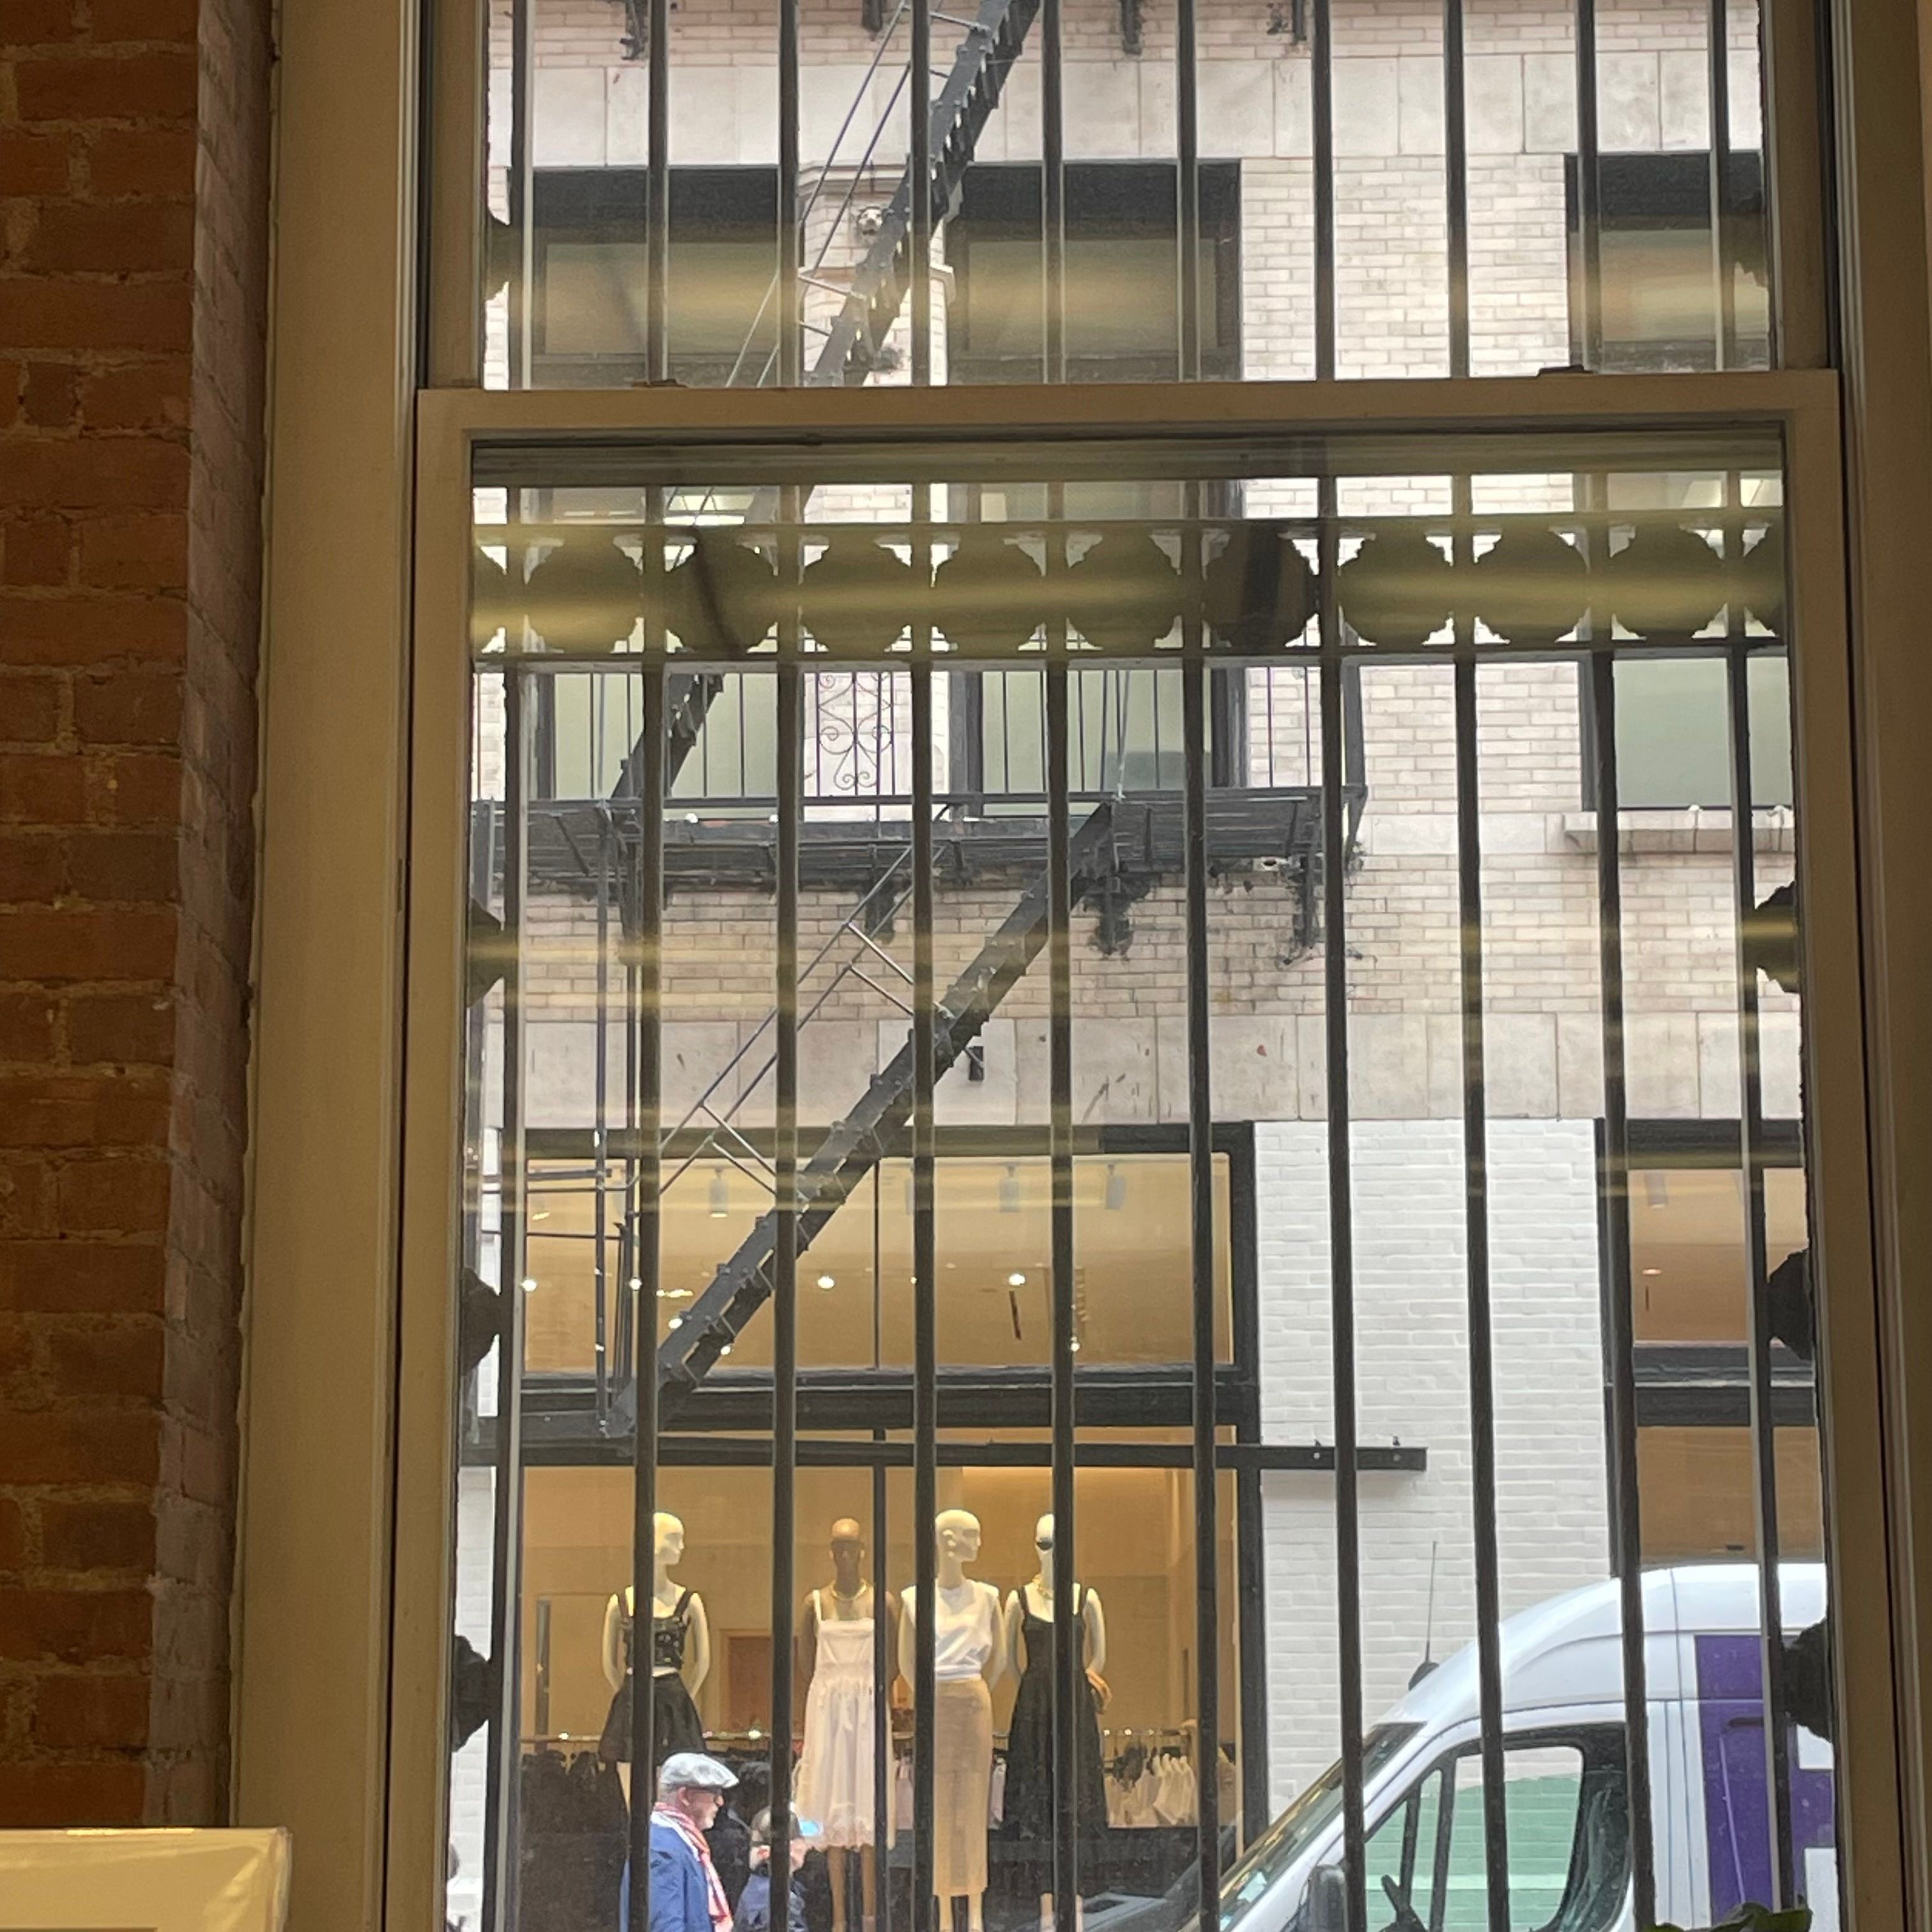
[732, 1869, 806, 1932]
[649, 1814, 718, 1932]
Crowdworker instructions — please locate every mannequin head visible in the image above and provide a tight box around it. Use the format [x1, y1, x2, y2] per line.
[935, 1508, 981, 1566]
[1034, 1514, 1054, 1561]
[830, 1517, 865, 1592]
[654, 1511, 686, 1573]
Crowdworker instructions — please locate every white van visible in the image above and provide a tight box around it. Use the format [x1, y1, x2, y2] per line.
[1202, 1563, 1834, 1932]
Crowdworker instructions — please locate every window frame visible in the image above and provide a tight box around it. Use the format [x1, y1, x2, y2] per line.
[388, 371, 1867, 1932]
[238, 0, 1932, 1914]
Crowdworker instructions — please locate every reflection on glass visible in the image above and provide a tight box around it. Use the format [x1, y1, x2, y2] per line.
[452, 427, 1836, 1932]
[482, 8, 1774, 389]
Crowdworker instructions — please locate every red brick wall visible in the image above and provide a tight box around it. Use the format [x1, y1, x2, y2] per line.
[0, 0, 270, 1826]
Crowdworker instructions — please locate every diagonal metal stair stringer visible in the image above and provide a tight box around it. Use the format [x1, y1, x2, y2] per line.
[606, 800, 1120, 1434]
[809, 0, 1041, 385]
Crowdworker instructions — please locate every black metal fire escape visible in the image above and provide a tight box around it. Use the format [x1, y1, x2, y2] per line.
[604, 798, 1121, 1432]
[808, 0, 1041, 385]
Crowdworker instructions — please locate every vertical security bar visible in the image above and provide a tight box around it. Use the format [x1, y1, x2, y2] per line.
[1177, 0, 1200, 377]
[910, 502, 940, 1932]
[626, 517, 668, 1932]
[1588, 650, 1657, 1928]
[647, 0, 670, 378]
[1706, 0, 1739, 369]
[1046, 661, 1078, 1932]
[1575, 0, 1603, 367]
[1452, 640, 1508, 1932]
[1181, 502, 1222, 1932]
[910, 0, 931, 381]
[1317, 512, 1365, 1932]
[779, 0, 801, 385]
[1042, 0, 1064, 379]
[595, 812, 615, 1425]
[1444, 0, 1469, 377]
[770, 496, 803, 1854]
[507, 0, 534, 388]
[482, 667, 530, 1932]
[1312, 0, 1336, 378]
[1727, 512, 1793, 1905]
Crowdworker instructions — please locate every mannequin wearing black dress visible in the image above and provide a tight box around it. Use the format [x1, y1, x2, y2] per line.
[1001, 1516, 1108, 1929]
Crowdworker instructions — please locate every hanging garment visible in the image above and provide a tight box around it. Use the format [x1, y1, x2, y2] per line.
[600, 1588, 706, 1768]
[794, 1587, 882, 1848]
[1002, 1586, 1108, 1853]
[932, 1676, 993, 1896]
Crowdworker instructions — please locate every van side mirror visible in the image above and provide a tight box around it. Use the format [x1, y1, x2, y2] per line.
[1305, 1866, 1347, 1932]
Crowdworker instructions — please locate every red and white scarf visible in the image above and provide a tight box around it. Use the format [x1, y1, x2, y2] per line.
[653, 1801, 733, 1932]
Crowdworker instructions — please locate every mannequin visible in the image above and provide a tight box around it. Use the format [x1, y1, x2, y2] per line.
[899, 1510, 1007, 1932]
[1002, 1515, 1110, 1932]
[795, 1519, 899, 1932]
[599, 1510, 712, 1802]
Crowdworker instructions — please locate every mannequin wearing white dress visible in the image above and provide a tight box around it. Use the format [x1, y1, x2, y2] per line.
[795, 1519, 899, 1932]
[599, 1510, 712, 1804]
[899, 1510, 1008, 1932]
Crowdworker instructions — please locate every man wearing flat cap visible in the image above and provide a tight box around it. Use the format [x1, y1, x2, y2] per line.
[627, 1751, 739, 1932]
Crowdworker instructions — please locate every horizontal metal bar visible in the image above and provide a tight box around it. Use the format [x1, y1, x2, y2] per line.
[432, 368, 1835, 463]
[504, 1433, 1432, 1471]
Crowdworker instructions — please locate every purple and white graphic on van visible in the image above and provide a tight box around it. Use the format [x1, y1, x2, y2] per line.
[1694, 1634, 1835, 1923]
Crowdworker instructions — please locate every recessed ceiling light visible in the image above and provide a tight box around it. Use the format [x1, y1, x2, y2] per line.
[1641, 1267, 1662, 1277]
[520, 1276, 537, 1293]
[1009, 1271, 1027, 1287]
[817, 1273, 836, 1290]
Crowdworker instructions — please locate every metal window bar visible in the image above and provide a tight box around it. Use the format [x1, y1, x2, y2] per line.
[1181, 499, 1222, 1932]
[623, 496, 670, 1932]
[1043, 488, 1078, 1932]
[1046, 655, 1079, 1932]
[1726, 484, 1794, 1905]
[1575, 0, 1603, 368]
[1450, 544, 1510, 1932]
[1588, 647, 1658, 1930]
[1708, 0, 1740, 371]
[910, 487, 940, 1932]
[481, 667, 531, 1932]
[769, 494, 804, 1856]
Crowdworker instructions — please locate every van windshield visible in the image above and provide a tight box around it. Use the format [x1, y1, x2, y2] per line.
[1216, 1725, 1418, 1932]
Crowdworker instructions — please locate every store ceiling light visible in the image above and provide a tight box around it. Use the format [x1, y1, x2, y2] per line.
[1105, 1163, 1128, 1211]
[709, 1167, 729, 1217]
[628, 1276, 643, 1292]
[519, 1277, 537, 1294]
[1008, 1271, 1027, 1287]
[817, 1273, 836, 1291]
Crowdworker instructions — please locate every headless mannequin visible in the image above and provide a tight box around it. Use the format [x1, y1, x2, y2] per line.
[899, 1510, 1008, 1932]
[602, 1510, 712, 1804]
[1001, 1515, 1108, 1932]
[797, 1519, 900, 1932]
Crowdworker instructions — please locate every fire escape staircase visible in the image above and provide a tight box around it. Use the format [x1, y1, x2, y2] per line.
[808, 0, 1041, 385]
[604, 797, 1120, 1434]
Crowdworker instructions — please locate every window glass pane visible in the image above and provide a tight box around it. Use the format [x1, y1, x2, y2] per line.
[452, 425, 1837, 1932]
[477, 1, 1777, 388]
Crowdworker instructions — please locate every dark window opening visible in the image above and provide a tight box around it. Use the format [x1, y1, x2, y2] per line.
[1565, 152, 1769, 374]
[530, 166, 781, 387]
[947, 162, 1243, 384]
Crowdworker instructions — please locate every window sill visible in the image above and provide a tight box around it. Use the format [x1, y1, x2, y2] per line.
[1560, 806, 1797, 855]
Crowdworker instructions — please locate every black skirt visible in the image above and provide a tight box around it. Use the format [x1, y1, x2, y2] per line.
[599, 1670, 705, 1768]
